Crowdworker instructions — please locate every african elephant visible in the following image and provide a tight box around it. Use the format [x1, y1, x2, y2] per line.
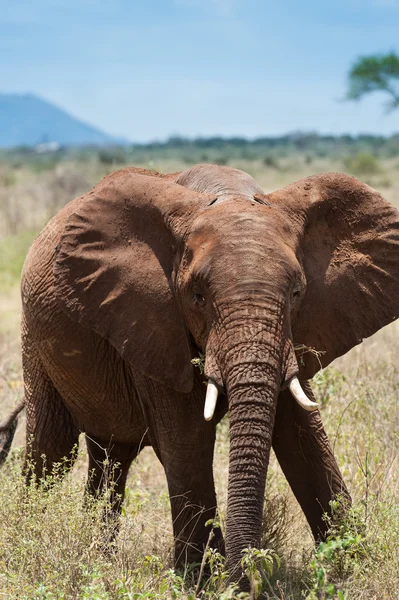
[1, 163, 398, 588]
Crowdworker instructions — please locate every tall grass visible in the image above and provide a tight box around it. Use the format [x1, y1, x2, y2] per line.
[0, 362, 398, 598]
[0, 162, 98, 238]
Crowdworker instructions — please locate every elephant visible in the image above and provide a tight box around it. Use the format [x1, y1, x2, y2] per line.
[1, 163, 399, 589]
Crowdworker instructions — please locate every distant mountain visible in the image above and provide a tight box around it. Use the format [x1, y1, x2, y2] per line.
[0, 93, 125, 148]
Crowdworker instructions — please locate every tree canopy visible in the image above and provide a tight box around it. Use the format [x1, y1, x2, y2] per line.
[346, 52, 399, 112]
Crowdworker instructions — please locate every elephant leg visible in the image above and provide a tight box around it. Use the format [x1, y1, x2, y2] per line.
[155, 434, 224, 567]
[23, 355, 80, 483]
[143, 381, 225, 567]
[85, 435, 143, 518]
[273, 384, 351, 541]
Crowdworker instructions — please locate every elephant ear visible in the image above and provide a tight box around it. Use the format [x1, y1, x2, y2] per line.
[54, 169, 213, 393]
[269, 172, 399, 379]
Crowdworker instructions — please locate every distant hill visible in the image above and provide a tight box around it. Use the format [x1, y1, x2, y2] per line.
[0, 93, 124, 148]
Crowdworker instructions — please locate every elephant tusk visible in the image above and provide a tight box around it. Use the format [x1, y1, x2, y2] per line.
[288, 376, 319, 412]
[204, 380, 219, 421]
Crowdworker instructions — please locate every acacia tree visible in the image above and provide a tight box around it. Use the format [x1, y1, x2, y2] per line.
[346, 52, 399, 112]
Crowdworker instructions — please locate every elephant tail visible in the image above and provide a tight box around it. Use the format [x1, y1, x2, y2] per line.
[0, 398, 25, 467]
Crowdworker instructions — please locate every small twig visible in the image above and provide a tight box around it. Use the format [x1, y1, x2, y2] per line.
[294, 344, 325, 371]
[191, 352, 205, 375]
[249, 581, 255, 600]
[332, 397, 357, 455]
[194, 526, 215, 596]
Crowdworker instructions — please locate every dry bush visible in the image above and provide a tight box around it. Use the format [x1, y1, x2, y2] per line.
[0, 163, 96, 238]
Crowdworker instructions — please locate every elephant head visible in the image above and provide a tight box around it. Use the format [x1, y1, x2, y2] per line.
[54, 164, 399, 581]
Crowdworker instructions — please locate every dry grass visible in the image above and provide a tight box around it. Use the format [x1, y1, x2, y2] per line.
[0, 154, 399, 598]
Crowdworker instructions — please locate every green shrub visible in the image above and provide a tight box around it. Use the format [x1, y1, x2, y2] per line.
[98, 149, 127, 165]
[0, 171, 17, 187]
[305, 502, 368, 599]
[0, 230, 36, 289]
[343, 152, 381, 176]
[263, 154, 280, 169]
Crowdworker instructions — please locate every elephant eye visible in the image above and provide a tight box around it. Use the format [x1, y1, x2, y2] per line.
[193, 292, 206, 307]
[292, 286, 301, 298]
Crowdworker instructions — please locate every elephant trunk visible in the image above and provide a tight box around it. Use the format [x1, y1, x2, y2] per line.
[213, 301, 288, 584]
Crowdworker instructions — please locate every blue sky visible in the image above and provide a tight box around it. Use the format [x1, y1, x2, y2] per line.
[1, 0, 399, 141]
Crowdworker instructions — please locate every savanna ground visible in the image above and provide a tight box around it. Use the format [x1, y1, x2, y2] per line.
[0, 143, 399, 598]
